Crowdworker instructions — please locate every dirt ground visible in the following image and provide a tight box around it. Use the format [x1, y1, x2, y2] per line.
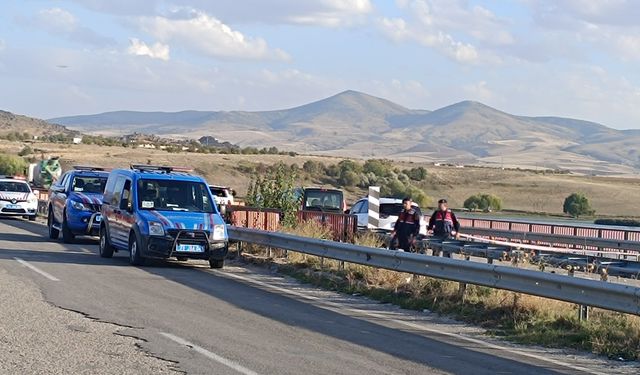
[2, 140, 640, 217]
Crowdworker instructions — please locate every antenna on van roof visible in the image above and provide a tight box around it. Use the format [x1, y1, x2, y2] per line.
[73, 165, 108, 171]
[130, 165, 194, 174]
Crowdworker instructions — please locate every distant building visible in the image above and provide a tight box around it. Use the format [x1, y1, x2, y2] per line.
[72, 137, 83, 144]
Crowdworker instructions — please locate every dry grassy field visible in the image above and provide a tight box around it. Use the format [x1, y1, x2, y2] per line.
[2, 140, 640, 217]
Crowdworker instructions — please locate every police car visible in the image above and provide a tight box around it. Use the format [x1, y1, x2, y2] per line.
[48, 166, 109, 243]
[0, 175, 38, 221]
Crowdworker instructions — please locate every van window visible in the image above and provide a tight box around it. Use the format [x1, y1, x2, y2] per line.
[111, 177, 126, 206]
[121, 180, 132, 210]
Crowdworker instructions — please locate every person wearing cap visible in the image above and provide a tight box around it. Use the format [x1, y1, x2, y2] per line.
[391, 197, 421, 252]
[428, 199, 460, 239]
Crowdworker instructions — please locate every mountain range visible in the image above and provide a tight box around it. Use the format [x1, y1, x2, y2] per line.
[41, 90, 640, 174]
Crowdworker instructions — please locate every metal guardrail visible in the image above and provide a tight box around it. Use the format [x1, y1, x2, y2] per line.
[458, 216, 640, 247]
[462, 227, 640, 255]
[228, 227, 640, 316]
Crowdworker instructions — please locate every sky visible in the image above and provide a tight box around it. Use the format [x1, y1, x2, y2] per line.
[1, 0, 640, 129]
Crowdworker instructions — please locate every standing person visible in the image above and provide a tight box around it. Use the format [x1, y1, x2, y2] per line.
[428, 199, 461, 239]
[391, 197, 421, 252]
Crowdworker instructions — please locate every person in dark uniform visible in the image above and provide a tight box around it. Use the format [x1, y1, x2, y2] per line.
[428, 198, 461, 239]
[391, 197, 421, 252]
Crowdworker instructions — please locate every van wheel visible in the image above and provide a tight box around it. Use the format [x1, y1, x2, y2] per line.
[62, 213, 75, 244]
[28, 215, 36, 222]
[99, 226, 114, 258]
[48, 209, 59, 240]
[129, 233, 144, 266]
[209, 258, 224, 269]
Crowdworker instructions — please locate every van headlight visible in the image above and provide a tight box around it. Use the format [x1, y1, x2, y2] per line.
[149, 221, 165, 236]
[71, 200, 89, 211]
[211, 224, 226, 241]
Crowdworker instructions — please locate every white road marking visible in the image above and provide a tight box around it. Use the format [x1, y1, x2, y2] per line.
[14, 257, 60, 281]
[219, 271, 606, 375]
[159, 332, 260, 375]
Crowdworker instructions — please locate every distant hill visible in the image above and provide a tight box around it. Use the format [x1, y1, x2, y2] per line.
[1, 110, 72, 137]
[49, 90, 640, 174]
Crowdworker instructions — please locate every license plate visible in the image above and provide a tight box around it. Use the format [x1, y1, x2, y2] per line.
[94, 215, 102, 223]
[176, 244, 204, 253]
[6, 204, 21, 209]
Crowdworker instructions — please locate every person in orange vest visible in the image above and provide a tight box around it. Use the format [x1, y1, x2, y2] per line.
[428, 198, 460, 239]
[391, 197, 421, 252]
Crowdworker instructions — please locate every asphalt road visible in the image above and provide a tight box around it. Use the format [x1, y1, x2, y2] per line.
[0, 218, 635, 375]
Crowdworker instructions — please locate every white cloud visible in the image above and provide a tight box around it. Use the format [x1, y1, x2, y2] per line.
[70, 0, 372, 27]
[35, 7, 114, 47]
[38, 8, 77, 33]
[463, 81, 494, 102]
[285, 0, 373, 27]
[526, 1, 640, 62]
[127, 38, 170, 61]
[378, 0, 514, 64]
[138, 10, 289, 61]
[378, 16, 479, 63]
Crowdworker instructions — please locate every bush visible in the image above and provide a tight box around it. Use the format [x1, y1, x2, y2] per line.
[593, 218, 640, 227]
[302, 160, 325, 175]
[404, 166, 428, 181]
[380, 179, 431, 207]
[563, 193, 595, 218]
[363, 159, 392, 177]
[18, 146, 33, 156]
[0, 153, 28, 176]
[464, 193, 503, 212]
[246, 162, 299, 226]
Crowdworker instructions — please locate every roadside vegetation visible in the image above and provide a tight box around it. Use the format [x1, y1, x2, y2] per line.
[241, 221, 640, 360]
[236, 173, 640, 360]
[0, 152, 28, 175]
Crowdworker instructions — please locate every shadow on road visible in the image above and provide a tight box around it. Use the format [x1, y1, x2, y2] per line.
[0, 218, 568, 375]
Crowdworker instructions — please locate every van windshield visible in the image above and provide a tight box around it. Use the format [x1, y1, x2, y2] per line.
[303, 189, 343, 211]
[137, 179, 214, 213]
[72, 176, 107, 194]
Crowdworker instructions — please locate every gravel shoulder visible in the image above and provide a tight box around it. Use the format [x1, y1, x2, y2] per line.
[0, 268, 180, 375]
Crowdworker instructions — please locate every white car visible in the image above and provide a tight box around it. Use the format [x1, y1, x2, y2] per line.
[0, 176, 38, 221]
[209, 185, 235, 206]
[350, 197, 427, 235]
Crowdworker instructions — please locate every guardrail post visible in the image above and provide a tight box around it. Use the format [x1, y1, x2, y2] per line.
[458, 254, 471, 299]
[567, 266, 589, 321]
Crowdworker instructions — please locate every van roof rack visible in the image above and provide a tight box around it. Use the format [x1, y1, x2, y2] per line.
[130, 165, 194, 174]
[73, 165, 108, 171]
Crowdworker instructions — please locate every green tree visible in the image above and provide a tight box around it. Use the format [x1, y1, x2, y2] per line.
[563, 192, 595, 218]
[363, 159, 392, 177]
[0, 153, 28, 176]
[246, 162, 299, 226]
[464, 194, 503, 212]
[338, 170, 360, 187]
[404, 166, 428, 181]
[303, 160, 324, 175]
